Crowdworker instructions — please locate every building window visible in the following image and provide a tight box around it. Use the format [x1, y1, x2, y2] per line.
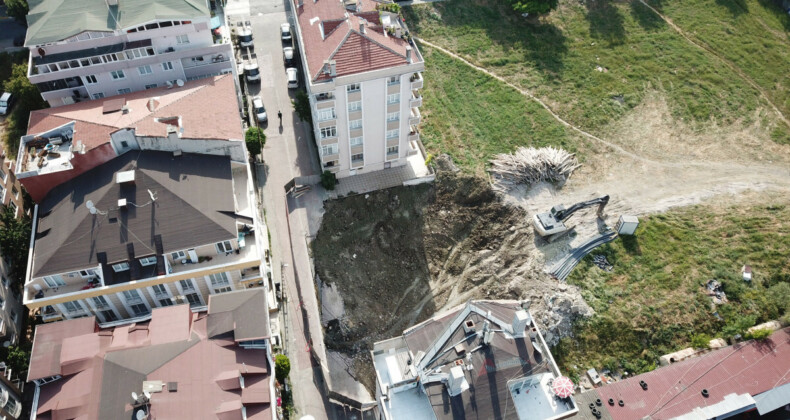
[177, 34, 190, 44]
[346, 83, 360, 93]
[317, 108, 336, 121]
[347, 101, 361, 112]
[138, 65, 153, 75]
[162, 61, 174, 71]
[0, 170, 6, 182]
[93, 93, 105, 99]
[112, 262, 130, 272]
[350, 136, 363, 147]
[123, 289, 144, 304]
[139, 256, 157, 266]
[184, 293, 201, 307]
[92, 296, 110, 309]
[171, 250, 187, 261]
[179, 279, 196, 292]
[387, 146, 399, 155]
[216, 240, 233, 254]
[9, 201, 17, 217]
[145, 83, 157, 89]
[315, 92, 334, 101]
[387, 112, 399, 122]
[152, 284, 169, 297]
[351, 153, 363, 163]
[213, 286, 232, 294]
[63, 301, 84, 314]
[386, 129, 400, 139]
[11, 186, 17, 199]
[319, 126, 337, 140]
[209, 272, 230, 287]
[100, 310, 118, 322]
[387, 93, 400, 104]
[349, 119, 362, 130]
[2, 277, 9, 288]
[387, 76, 399, 85]
[11, 311, 17, 323]
[117, 88, 132, 94]
[110, 70, 125, 80]
[130, 303, 149, 316]
[0, 296, 4, 309]
[159, 298, 173, 306]
[321, 144, 339, 156]
[43, 275, 66, 288]
[85, 74, 98, 84]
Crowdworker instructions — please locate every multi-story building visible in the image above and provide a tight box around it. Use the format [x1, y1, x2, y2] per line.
[18, 76, 273, 325]
[292, 0, 425, 178]
[28, 289, 275, 419]
[0, 362, 23, 419]
[372, 300, 579, 420]
[24, 0, 233, 108]
[0, 146, 27, 347]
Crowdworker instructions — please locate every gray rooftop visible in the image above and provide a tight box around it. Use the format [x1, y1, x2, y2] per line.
[33, 151, 238, 278]
[208, 289, 271, 341]
[25, 0, 209, 45]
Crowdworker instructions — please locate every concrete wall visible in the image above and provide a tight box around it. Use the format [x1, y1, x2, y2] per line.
[136, 135, 246, 163]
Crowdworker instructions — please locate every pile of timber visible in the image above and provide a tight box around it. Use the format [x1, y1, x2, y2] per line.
[489, 146, 580, 188]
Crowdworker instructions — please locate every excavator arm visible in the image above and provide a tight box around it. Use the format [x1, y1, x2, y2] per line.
[553, 195, 609, 221]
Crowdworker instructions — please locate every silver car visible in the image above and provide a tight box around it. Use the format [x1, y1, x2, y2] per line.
[253, 96, 268, 123]
[281, 23, 292, 42]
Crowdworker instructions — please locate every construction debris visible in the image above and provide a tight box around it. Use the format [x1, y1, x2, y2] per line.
[489, 146, 581, 190]
[704, 279, 728, 305]
[592, 255, 613, 272]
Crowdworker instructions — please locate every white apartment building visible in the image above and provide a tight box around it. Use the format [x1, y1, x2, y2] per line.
[24, 0, 233, 108]
[292, 0, 425, 178]
[18, 76, 274, 326]
[0, 146, 27, 347]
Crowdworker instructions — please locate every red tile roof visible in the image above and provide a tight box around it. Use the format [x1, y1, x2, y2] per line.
[294, 0, 418, 83]
[594, 328, 790, 420]
[27, 75, 242, 149]
[30, 299, 273, 420]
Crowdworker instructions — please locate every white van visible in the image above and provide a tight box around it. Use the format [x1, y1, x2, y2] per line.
[0, 92, 13, 115]
[286, 68, 299, 89]
[238, 26, 254, 48]
[245, 62, 261, 83]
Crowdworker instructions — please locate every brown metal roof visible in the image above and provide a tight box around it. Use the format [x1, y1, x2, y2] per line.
[592, 327, 790, 420]
[33, 150, 238, 278]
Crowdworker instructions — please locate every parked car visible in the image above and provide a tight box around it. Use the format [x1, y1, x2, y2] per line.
[245, 62, 261, 83]
[280, 23, 292, 42]
[283, 47, 295, 67]
[238, 26, 254, 48]
[286, 68, 299, 89]
[253, 96, 268, 123]
[0, 92, 14, 115]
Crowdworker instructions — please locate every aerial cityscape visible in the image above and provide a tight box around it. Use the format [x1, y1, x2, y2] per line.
[0, 0, 788, 417]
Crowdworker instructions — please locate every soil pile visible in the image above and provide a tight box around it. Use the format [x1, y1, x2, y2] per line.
[313, 163, 592, 393]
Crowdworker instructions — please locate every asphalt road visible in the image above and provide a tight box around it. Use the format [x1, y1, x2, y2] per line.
[0, 6, 27, 53]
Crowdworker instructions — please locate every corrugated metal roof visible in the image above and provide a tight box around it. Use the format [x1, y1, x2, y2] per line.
[592, 328, 790, 420]
[754, 381, 790, 415]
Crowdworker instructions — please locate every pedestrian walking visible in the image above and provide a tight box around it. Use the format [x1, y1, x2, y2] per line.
[278, 110, 283, 124]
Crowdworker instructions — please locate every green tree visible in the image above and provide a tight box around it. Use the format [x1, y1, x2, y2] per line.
[722, 314, 756, 339]
[5, 0, 29, 22]
[244, 127, 265, 157]
[320, 170, 337, 190]
[506, 0, 557, 15]
[275, 354, 291, 384]
[0, 207, 31, 290]
[690, 333, 711, 349]
[291, 90, 312, 123]
[2, 62, 48, 156]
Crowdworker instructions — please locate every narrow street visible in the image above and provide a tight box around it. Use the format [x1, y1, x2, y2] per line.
[224, 0, 344, 418]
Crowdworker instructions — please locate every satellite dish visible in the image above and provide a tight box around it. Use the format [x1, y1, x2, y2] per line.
[131, 391, 139, 402]
[86, 200, 95, 209]
[143, 390, 151, 399]
[38, 47, 46, 57]
[176, 79, 184, 87]
[166, 81, 174, 89]
[89, 207, 98, 215]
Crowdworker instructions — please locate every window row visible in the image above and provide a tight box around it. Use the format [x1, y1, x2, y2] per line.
[37, 46, 156, 74]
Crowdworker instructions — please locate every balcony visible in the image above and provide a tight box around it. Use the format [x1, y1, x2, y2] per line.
[410, 72, 423, 90]
[168, 228, 259, 276]
[408, 126, 420, 143]
[16, 121, 76, 179]
[409, 107, 421, 126]
[40, 306, 63, 322]
[410, 92, 422, 108]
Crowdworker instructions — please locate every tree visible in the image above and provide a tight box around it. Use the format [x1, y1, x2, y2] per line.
[291, 90, 312, 124]
[244, 127, 265, 157]
[5, 0, 29, 22]
[0, 207, 31, 290]
[506, 0, 558, 15]
[2, 62, 48, 156]
[320, 170, 337, 191]
[275, 354, 291, 384]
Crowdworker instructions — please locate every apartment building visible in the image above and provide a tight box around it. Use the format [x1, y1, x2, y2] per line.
[0, 363, 23, 419]
[24, 0, 233, 108]
[372, 300, 579, 420]
[28, 290, 275, 419]
[0, 146, 27, 347]
[292, 0, 425, 178]
[18, 76, 272, 326]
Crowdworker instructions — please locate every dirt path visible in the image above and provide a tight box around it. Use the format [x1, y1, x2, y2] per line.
[634, 0, 790, 130]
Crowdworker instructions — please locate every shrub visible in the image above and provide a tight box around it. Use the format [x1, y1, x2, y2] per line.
[320, 170, 337, 190]
[506, 0, 557, 15]
[690, 333, 711, 349]
[425, 153, 434, 166]
[291, 90, 312, 123]
[244, 127, 265, 157]
[275, 354, 291, 384]
[745, 328, 772, 340]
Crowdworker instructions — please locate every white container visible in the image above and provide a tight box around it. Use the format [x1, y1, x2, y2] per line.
[616, 215, 639, 235]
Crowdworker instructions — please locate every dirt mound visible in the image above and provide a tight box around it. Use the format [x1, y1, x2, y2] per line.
[313, 171, 592, 393]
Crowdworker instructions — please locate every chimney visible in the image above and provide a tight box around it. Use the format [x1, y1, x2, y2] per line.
[462, 319, 475, 335]
[406, 46, 412, 63]
[446, 366, 468, 396]
[359, 19, 365, 34]
[512, 310, 530, 337]
[329, 60, 336, 76]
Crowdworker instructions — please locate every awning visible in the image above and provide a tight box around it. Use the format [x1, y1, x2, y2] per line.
[755, 382, 790, 415]
[211, 16, 222, 29]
